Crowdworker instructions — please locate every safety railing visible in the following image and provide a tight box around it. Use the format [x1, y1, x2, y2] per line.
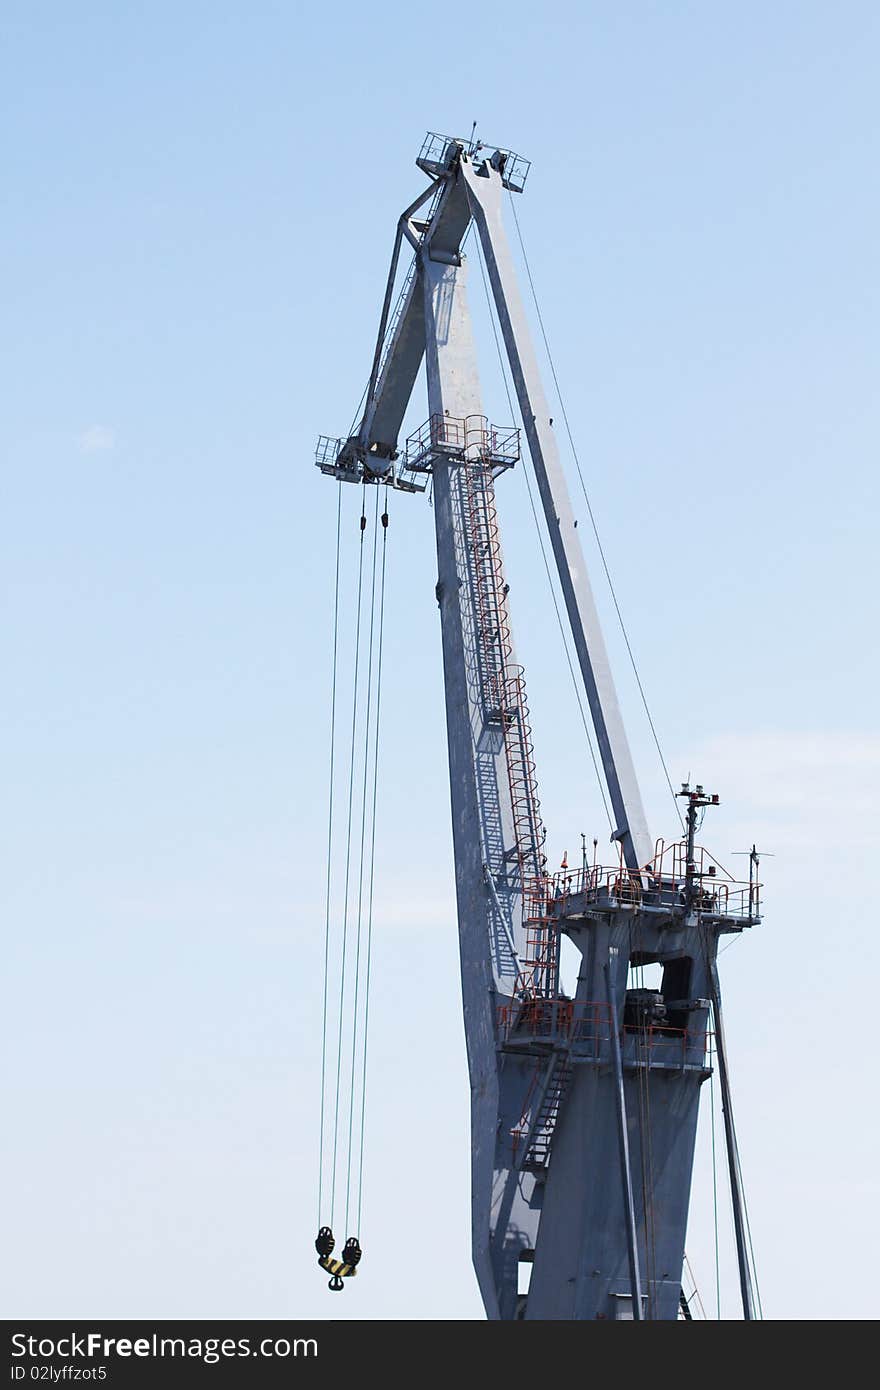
[416, 133, 531, 193]
[491, 147, 531, 194]
[623, 1023, 711, 1070]
[404, 414, 520, 471]
[417, 131, 459, 174]
[549, 848, 760, 922]
[315, 435, 343, 467]
[652, 838, 737, 893]
[551, 864, 646, 910]
[497, 998, 711, 1067]
[497, 997, 613, 1048]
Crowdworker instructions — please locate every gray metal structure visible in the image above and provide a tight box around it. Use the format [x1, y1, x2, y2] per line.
[317, 133, 760, 1320]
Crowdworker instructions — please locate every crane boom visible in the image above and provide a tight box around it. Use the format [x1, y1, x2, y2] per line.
[460, 154, 653, 871]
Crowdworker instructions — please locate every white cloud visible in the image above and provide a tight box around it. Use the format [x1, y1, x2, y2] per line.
[673, 729, 880, 856]
[77, 424, 115, 454]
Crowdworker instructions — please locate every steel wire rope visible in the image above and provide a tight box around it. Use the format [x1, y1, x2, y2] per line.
[329, 493, 369, 1226]
[317, 202, 442, 1233]
[731, 1090, 764, 1318]
[318, 481, 344, 1226]
[345, 382, 370, 449]
[341, 243, 423, 453]
[719, 934, 744, 956]
[698, 922, 724, 1320]
[317, 245, 405, 1230]
[471, 229, 613, 832]
[344, 485, 381, 1236]
[683, 1253, 708, 1320]
[704, 932, 762, 1320]
[699, 922, 724, 1319]
[354, 485, 390, 1237]
[701, 923, 762, 1319]
[709, 1029, 722, 1318]
[507, 192, 684, 834]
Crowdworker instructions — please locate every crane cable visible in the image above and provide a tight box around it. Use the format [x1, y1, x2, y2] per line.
[682, 1253, 708, 1319]
[710, 996, 764, 1318]
[340, 238, 426, 457]
[317, 481, 390, 1287]
[732, 1091, 764, 1317]
[329, 492, 368, 1227]
[355, 486, 389, 1236]
[344, 485, 381, 1235]
[709, 1029, 722, 1318]
[507, 192, 684, 833]
[317, 481, 344, 1229]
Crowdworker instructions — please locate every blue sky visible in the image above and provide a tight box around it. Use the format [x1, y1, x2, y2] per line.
[3, 1, 878, 1320]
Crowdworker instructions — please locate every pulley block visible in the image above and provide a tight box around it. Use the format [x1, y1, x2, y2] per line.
[315, 1226, 362, 1290]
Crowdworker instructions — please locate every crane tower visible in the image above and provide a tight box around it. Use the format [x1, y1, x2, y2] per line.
[316, 133, 760, 1321]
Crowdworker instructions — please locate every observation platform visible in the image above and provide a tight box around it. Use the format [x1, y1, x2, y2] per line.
[416, 131, 530, 194]
[548, 841, 762, 937]
[314, 434, 426, 492]
[497, 995, 711, 1074]
[405, 413, 520, 474]
[315, 413, 520, 491]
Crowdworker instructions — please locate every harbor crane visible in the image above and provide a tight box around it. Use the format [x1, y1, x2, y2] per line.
[315, 133, 761, 1320]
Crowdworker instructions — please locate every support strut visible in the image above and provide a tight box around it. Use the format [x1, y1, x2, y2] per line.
[605, 951, 644, 1319]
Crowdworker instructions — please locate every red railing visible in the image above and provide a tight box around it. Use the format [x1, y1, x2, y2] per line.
[497, 998, 711, 1067]
[549, 843, 760, 921]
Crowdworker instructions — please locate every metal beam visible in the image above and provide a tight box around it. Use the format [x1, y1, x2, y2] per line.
[360, 174, 472, 456]
[422, 250, 505, 1319]
[358, 178, 442, 444]
[461, 155, 653, 872]
[361, 261, 425, 454]
[709, 958, 757, 1320]
[605, 951, 644, 1318]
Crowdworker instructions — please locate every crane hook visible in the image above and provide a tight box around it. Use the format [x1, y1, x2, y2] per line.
[315, 1227, 362, 1291]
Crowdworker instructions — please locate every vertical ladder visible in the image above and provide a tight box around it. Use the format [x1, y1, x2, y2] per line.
[458, 456, 556, 996]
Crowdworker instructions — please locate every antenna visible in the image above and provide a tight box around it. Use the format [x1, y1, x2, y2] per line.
[733, 845, 773, 920]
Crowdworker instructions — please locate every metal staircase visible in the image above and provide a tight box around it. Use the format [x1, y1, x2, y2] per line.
[459, 456, 556, 997]
[523, 1055, 573, 1172]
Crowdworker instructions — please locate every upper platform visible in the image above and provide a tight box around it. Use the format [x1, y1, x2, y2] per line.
[548, 843, 762, 935]
[416, 131, 531, 193]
